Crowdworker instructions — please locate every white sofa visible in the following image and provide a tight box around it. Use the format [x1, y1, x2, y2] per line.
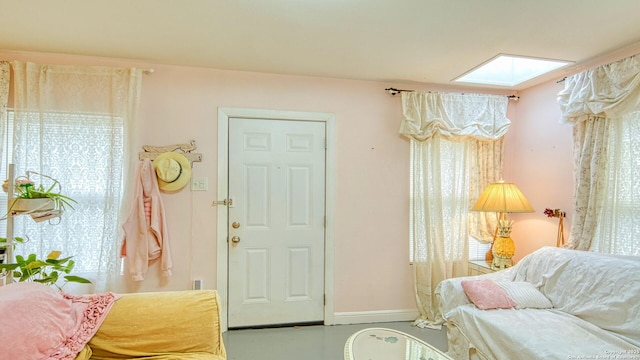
[437, 246, 640, 360]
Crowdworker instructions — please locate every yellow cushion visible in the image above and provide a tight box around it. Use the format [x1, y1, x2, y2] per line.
[88, 290, 225, 359]
[73, 345, 92, 360]
[99, 354, 225, 360]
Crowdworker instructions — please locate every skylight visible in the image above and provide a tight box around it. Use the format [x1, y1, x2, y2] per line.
[454, 54, 571, 87]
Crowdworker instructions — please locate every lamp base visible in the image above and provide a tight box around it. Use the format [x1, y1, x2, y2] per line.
[491, 235, 515, 270]
[491, 255, 513, 270]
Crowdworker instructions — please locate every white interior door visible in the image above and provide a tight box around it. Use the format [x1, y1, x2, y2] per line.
[227, 117, 326, 328]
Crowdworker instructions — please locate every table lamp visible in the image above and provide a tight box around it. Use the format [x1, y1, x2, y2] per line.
[471, 180, 534, 269]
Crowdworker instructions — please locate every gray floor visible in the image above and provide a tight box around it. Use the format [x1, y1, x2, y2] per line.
[223, 321, 448, 360]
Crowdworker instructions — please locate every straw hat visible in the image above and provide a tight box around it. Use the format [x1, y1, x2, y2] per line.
[153, 152, 192, 191]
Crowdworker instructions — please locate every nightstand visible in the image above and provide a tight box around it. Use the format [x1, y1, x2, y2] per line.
[468, 260, 496, 275]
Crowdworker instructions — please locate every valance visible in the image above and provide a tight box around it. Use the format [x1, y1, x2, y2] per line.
[557, 55, 640, 125]
[399, 92, 511, 141]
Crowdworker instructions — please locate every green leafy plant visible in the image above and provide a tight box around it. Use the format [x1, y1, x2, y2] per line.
[0, 250, 91, 290]
[2, 171, 77, 218]
[0, 236, 25, 249]
[12, 178, 77, 211]
[0, 237, 24, 262]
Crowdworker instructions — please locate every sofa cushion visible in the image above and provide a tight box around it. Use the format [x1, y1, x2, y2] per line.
[446, 304, 639, 360]
[511, 247, 640, 347]
[496, 281, 553, 309]
[88, 289, 226, 360]
[73, 345, 92, 360]
[461, 279, 516, 310]
[438, 247, 640, 359]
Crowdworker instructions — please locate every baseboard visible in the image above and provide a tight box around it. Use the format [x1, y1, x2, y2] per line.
[332, 309, 419, 325]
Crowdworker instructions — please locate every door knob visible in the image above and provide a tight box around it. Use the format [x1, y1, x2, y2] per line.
[212, 198, 234, 207]
[231, 236, 241, 243]
[232, 221, 240, 229]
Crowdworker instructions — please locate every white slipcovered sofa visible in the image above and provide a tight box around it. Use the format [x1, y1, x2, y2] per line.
[437, 246, 640, 360]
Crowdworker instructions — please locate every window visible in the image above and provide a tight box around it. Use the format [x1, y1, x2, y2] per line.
[589, 110, 640, 256]
[454, 54, 571, 87]
[409, 140, 495, 263]
[468, 237, 492, 261]
[1, 110, 124, 276]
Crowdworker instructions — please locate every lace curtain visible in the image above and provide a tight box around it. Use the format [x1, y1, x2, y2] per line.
[401, 92, 509, 328]
[0, 62, 8, 166]
[557, 55, 640, 255]
[8, 61, 143, 291]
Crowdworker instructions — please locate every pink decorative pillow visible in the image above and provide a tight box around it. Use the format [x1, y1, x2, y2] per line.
[0, 281, 119, 360]
[461, 279, 517, 310]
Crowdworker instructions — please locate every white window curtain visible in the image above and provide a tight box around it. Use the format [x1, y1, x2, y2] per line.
[7, 61, 143, 291]
[400, 91, 510, 328]
[558, 55, 640, 255]
[0, 61, 8, 164]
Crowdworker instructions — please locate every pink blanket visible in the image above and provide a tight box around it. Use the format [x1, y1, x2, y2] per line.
[0, 282, 120, 360]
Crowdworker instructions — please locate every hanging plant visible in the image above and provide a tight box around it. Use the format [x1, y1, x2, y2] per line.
[2, 171, 76, 220]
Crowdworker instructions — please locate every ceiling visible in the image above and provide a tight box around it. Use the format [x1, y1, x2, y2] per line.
[2, 0, 640, 91]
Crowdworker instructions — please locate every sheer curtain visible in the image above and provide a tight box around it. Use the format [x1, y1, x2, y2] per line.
[558, 55, 640, 255]
[400, 92, 509, 328]
[8, 61, 143, 291]
[0, 62, 8, 165]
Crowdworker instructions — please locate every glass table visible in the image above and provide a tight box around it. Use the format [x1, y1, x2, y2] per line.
[344, 327, 452, 360]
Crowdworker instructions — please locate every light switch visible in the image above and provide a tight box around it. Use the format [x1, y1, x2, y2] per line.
[191, 177, 208, 191]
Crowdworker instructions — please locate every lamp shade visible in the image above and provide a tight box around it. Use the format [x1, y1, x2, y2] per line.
[471, 180, 534, 213]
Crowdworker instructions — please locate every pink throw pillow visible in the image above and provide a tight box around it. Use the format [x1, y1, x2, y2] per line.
[461, 279, 517, 310]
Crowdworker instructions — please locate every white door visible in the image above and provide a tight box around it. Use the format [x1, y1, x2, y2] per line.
[227, 117, 326, 328]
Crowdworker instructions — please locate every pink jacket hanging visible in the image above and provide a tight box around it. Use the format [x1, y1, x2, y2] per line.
[121, 158, 172, 281]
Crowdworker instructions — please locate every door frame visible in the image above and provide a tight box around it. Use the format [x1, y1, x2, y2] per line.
[216, 107, 335, 332]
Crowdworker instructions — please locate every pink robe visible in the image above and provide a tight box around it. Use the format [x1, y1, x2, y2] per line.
[121, 158, 172, 281]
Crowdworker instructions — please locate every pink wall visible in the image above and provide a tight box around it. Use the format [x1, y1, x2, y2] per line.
[501, 45, 640, 262]
[0, 50, 573, 315]
[0, 51, 423, 313]
[135, 64, 417, 312]
[503, 80, 574, 261]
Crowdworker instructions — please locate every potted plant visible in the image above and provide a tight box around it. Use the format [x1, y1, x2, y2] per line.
[0, 250, 91, 290]
[0, 170, 86, 289]
[0, 235, 24, 247]
[0, 236, 24, 264]
[2, 171, 76, 218]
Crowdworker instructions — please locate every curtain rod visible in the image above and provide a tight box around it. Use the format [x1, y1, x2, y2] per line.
[384, 87, 520, 100]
